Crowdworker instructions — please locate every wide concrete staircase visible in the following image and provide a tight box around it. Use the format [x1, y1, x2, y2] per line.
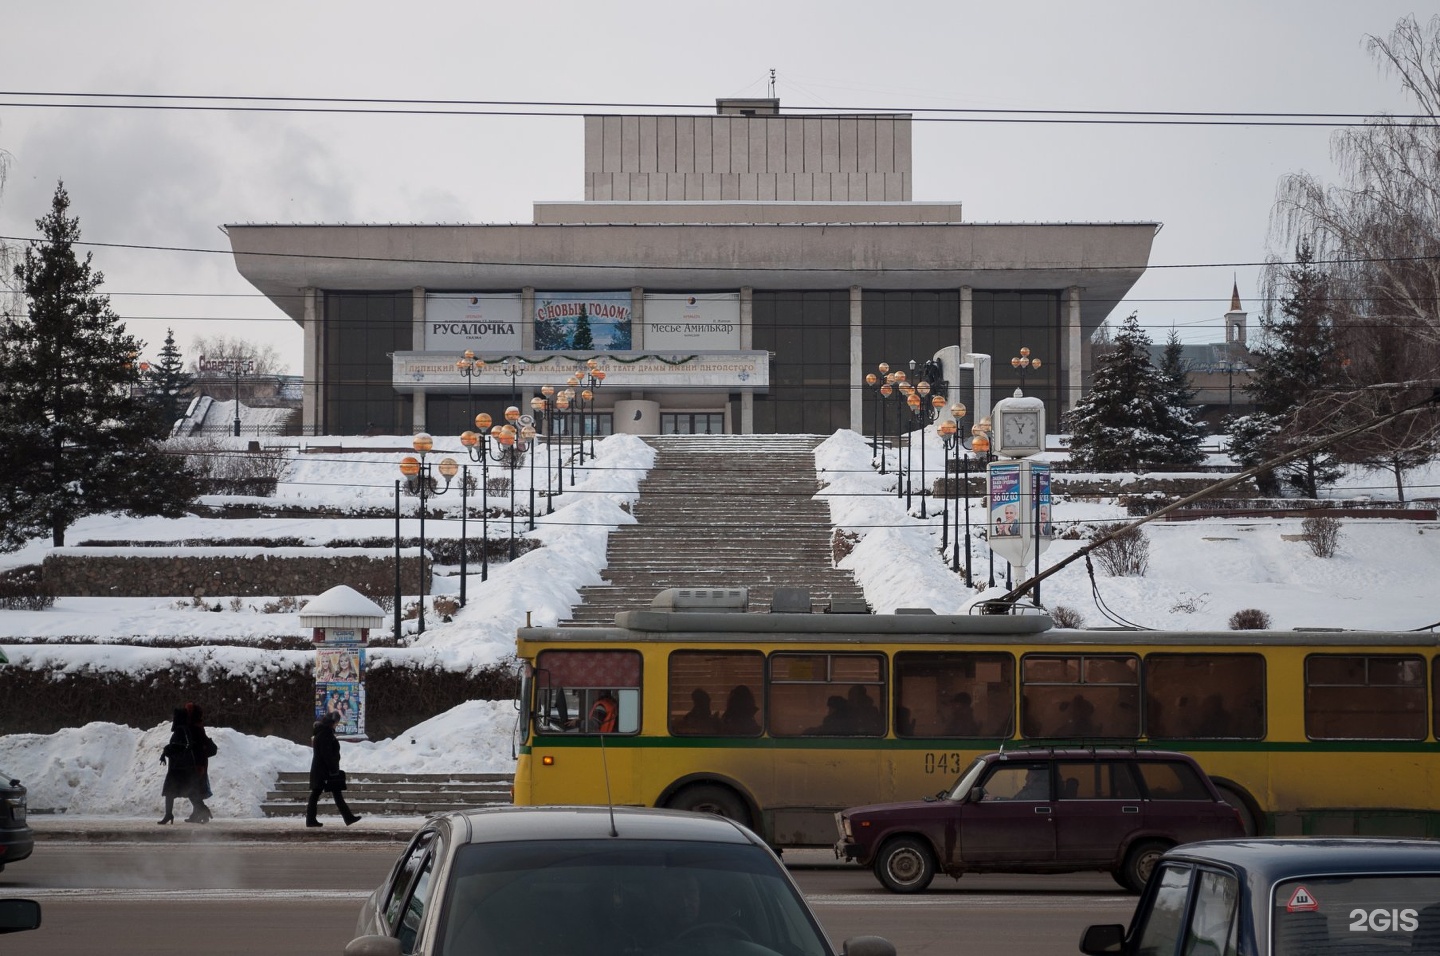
[563, 434, 867, 626]
[261, 771, 514, 817]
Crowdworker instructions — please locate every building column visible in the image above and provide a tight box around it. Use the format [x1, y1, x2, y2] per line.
[631, 287, 644, 349]
[522, 287, 536, 350]
[1066, 286, 1083, 418]
[960, 286, 973, 355]
[411, 287, 427, 433]
[301, 288, 320, 436]
[740, 287, 754, 434]
[849, 285, 864, 432]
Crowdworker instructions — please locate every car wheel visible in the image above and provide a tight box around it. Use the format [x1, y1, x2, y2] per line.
[874, 837, 936, 894]
[1120, 840, 1170, 893]
[667, 784, 751, 829]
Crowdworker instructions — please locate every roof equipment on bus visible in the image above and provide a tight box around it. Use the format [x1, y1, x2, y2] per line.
[649, 588, 749, 613]
[770, 588, 812, 614]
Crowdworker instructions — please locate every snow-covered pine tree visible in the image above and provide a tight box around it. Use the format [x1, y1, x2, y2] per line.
[0, 182, 197, 548]
[1067, 313, 1177, 472]
[143, 327, 194, 432]
[1156, 330, 1207, 467]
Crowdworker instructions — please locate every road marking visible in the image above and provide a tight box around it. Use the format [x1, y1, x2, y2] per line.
[21, 888, 372, 902]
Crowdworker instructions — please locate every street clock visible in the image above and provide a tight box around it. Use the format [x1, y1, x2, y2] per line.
[990, 393, 1046, 459]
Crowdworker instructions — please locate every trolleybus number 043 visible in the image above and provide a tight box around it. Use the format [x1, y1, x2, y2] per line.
[924, 752, 966, 775]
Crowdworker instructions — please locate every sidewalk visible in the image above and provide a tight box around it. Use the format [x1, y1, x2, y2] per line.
[26, 814, 850, 866]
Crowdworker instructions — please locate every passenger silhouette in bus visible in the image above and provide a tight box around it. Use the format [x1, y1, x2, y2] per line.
[1057, 694, 1099, 737]
[848, 685, 883, 735]
[676, 688, 720, 734]
[944, 691, 981, 737]
[719, 685, 761, 735]
[1194, 694, 1232, 737]
[809, 695, 853, 735]
[570, 691, 618, 733]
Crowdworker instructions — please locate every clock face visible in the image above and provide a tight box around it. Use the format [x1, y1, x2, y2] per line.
[1002, 412, 1039, 447]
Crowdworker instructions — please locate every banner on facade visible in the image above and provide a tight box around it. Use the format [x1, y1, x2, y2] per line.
[535, 292, 632, 350]
[643, 294, 741, 350]
[425, 293, 523, 351]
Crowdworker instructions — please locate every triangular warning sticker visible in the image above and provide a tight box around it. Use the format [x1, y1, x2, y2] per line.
[1286, 886, 1319, 912]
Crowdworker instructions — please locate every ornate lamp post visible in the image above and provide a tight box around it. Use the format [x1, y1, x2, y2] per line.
[456, 350, 484, 426]
[499, 357, 526, 410]
[938, 403, 978, 586]
[460, 412, 507, 583]
[531, 391, 560, 514]
[864, 361, 892, 470]
[579, 359, 606, 457]
[971, 416, 996, 587]
[560, 385, 577, 480]
[1011, 347, 1042, 393]
[494, 405, 529, 561]
[891, 369, 909, 501]
[398, 433, 458, 634]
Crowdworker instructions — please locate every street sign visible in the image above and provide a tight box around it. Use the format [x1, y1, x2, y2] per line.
[198, 356, 255, 375]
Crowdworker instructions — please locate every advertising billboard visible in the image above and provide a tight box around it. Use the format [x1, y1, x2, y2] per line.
[424, 293, 523, 351]
[534, 292, 632, 350]
[643, 293, 741, 350]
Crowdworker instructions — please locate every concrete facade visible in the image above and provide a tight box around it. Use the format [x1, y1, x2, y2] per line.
[224, 99, 1158, 437]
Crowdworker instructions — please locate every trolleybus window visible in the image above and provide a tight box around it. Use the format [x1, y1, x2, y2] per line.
[893, 651, 1015, 738]
[534, 650, 641, 735]
[668, 651, 765, 737]
[768, 653, 886, 737]
[1021, 654, 1139, 739]
[1144, 653, 1266, 740]
[1305, 654, 1426, 740]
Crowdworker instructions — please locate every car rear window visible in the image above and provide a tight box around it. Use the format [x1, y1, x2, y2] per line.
[434, 839, 831, 956]
[1273, 875, 1440, 955]
[1135, 760, 1211, 800]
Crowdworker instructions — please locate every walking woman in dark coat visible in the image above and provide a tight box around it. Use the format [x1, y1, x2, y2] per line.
[306, 711, 361, 827]
[184, 702, 215, 823]
[158, 708, 193, 824]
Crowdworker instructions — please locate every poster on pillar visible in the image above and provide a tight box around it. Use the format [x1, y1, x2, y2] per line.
[315, 681, 365, 740]
[534, 292, 632, 351]
[643, 293, 740, 350]
[986, 459, 1053, 569]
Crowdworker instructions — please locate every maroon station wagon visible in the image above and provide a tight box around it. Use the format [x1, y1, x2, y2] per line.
[835, 748, 1245, 893]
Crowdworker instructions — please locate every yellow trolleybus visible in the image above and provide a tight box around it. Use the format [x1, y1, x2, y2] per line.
[512, 587, 1439, 847]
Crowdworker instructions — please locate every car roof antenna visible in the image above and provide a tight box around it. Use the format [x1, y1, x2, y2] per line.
[599, 732, 618, 837]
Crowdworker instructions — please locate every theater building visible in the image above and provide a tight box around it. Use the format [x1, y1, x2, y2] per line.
[225, 97, 1157, 438]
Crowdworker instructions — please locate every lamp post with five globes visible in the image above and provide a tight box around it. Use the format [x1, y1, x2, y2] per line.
[398, 433, 458, 634]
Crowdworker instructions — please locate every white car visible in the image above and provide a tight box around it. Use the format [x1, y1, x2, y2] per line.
[346, 804, 894, 956]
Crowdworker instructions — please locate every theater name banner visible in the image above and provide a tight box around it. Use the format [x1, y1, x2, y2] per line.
[643, 293, 741, 350]
[424, 293, 523, 351]
[392, 350, 769, 393]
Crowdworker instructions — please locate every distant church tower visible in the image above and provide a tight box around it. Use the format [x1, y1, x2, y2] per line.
[1224, 280, 1247, 351]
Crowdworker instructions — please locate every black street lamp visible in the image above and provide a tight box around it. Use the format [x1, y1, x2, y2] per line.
[905, 380, 946, 519]
[863, 362, 892, 472]
[480, 406, 530, 561]
[559, 385, 578, 481]
[970, 416, 996, 588]
[398, 433, 458, 634]
[1010, 347, 1042, 394]
[938, 403, 977, 587]
[456, 350, 484, 426]
[531, 391, 560, 514]
[460, 412, 503, 583]
[499, 357, 526, 410]
[579, 359, 606, 458]
[890, 368, 909, 501]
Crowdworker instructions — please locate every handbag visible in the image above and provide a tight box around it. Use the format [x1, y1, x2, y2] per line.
[326, 770, 348, 792]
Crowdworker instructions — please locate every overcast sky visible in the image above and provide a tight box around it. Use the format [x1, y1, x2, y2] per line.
[0, 1, 1430, 374]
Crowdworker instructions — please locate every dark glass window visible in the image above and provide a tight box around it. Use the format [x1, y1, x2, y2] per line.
[1145, 654, 1265, 740]
[661, 413, 725, 434]
[323, 291, 414, 435]
[668, 651, 764, 737]
[1055, 761, 1141, 800]
[893, 652, 1014, 738]
[1021, 654, 1140, 739]
[534, 650, 642, 736]
[1305, 655, 1426, 740]
[1134, 761, 1211, 800]
[768, 653, 886, 737]
[753, 291, 851, 434]
[970, 291, 1062, 422]
[859, 291, 961, 440]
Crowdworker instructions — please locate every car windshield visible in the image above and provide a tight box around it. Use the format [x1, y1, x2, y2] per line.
[945, 757, 987, 801]
[1272, 875, 1440, 955]
[433, 838, 833, 956]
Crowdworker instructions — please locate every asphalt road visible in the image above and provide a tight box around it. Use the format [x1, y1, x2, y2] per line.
[1, 843, 1139, 955]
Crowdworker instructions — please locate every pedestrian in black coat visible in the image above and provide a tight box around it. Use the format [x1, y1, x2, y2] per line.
[158, 708, 194, 825]
[306, 711, 361, 828]
[183, 702, 216, 823]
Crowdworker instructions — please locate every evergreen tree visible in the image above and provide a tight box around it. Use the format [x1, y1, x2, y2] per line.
[0, 182, 196, 548]
[1067, 313, 1184, 471]
[143, 328, 194, 431]
[572, 305, 594, 351]
[1229, 242, 1345, 496]
[1156, 330, 1207, 467]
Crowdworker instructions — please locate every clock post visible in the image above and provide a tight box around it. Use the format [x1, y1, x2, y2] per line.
[985, 354, 1052, 603]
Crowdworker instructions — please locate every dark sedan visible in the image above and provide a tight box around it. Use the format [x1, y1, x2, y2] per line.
[0, 772, 32, 872]
[1080, 838, 1440, 955]
[347, 804, 895, 956]
[836, 748, 1244, 893]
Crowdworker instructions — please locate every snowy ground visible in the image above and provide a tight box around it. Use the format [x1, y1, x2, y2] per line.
[2, 428, 1436, 816]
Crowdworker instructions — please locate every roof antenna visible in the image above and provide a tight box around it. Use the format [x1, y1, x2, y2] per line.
[598, 732, 618, 837]
[769, 68, 776, 98]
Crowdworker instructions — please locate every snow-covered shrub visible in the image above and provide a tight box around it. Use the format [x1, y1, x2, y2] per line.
[1090, 522, 1151, 577]
[1229, 608, 1272, 630]
[1302, 515, 1343, 558]
[1050, 605, 1085, 629]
